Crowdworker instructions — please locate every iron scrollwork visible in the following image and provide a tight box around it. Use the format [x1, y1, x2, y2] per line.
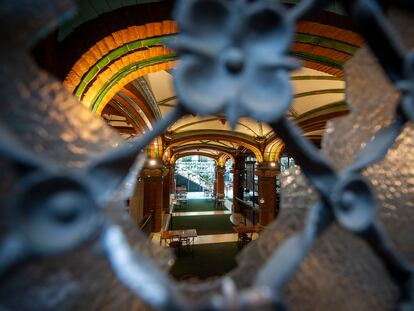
[1, 0, 414, 310]
[171, 0, 299, 129]
[173, 0, 414, 307]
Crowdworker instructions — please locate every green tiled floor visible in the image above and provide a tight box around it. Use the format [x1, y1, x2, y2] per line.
[171, 214, 234, 235]
[170, 242, 239, 280]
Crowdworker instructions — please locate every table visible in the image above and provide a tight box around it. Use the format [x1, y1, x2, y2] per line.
[215, 198, 225, 209]
[171, 200, 181, 210]
[233, 225, 260, 246]
[233, 225, 258, 234]
[177, 198, 187, 208]
[160, 229, 198, 246]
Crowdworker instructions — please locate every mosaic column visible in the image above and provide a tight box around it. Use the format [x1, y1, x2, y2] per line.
[256, 162, 280, 226]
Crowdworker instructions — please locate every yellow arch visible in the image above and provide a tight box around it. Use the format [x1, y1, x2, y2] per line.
[218, 153, 234, 167]
[264, 139, 285, 162]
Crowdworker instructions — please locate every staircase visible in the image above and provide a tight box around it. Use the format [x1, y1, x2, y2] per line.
[175, 165, 213, 191]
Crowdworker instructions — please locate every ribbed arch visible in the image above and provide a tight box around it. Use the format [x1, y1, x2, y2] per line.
[168, 143, 236, 157]
[218, 154, 233, 167]
[169, 145, 235, 167]
[169, 130, 263, 162]
[172, 152, 218, 165]
[58, 2, 361, 116]
[50, 1, 362, 165]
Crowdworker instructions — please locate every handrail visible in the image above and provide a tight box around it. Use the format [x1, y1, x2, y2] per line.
[139, 210, 154, 236]
[175, 165, 213, 190]
[235, 197, 257, 208]
[236, 197, 260, 225]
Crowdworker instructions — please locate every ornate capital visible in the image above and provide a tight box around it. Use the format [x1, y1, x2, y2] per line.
[231, 168, 244, 176]
[164, 131, 173, 142]
[140, 164, 170, 177]
[163, 163, 174, 171]
[216, 166, 226, 175]
[255, 162, 280, 177]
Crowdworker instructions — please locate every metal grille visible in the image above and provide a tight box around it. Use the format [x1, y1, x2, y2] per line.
[1, 0, 414, 310]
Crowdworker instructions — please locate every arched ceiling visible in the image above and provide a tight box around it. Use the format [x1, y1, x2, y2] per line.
[147, 68, 346, 134]
[146, 67, 347, 162]
[57, 0, 347, 41]
[168, 143, 236, 166]
[60, 14, 359, 114]
[170, 143, 237, 155]
[35, 0, 362, 163]
[171, 150, 235, 167]
[173, 152, 219, 164]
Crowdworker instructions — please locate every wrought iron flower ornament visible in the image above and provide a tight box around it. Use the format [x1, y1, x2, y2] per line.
[171, 0, 300, 129]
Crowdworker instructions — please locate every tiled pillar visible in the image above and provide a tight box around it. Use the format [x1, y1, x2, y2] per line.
[256, 162, 280, 226]
[141, 164, 168, 232]
[232, 155, 245, 212]
[216, 166, 225, 197]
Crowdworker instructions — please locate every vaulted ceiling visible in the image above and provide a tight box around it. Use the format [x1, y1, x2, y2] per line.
[35, 0, 362, 165]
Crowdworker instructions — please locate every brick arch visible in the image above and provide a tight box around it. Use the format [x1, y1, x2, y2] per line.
[62, 22, 177, 112]
[34, 2, 175, 80]
[54, 6, 362, 112]
[170, 145, 235, 166]
[167, 143, 235, 158]
[264, 100, 349, 161]
[264, 132, 324, 162]
[32, 1, 362, 162]
[34, 1, 364, 112]
[172, 152, 219, 165]
[168, 131, 263, 162]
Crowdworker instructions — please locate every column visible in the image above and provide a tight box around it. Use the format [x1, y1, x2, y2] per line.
[232, 155, 245, 212]
[212, 169, 216, 195]
[216, 166, 225, 198]
[255, 162, 280, 226]
[170, 164, 176, 195]
[141, 163, 169, 232]
[129, 177, 144, 225]
[163, 165, 172, 212]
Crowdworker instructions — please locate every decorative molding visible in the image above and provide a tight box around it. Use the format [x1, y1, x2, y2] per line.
[255, 162, 281, 177]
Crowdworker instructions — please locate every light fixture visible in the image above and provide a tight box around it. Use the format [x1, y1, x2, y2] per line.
[149, 159, 156, 166]
[270, 162, 276, 167]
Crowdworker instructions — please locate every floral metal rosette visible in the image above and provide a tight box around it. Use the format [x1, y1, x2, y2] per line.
[172, 0, 299, 128]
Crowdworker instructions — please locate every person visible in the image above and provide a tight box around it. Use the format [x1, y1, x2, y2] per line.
[243, 188, 250, 200]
